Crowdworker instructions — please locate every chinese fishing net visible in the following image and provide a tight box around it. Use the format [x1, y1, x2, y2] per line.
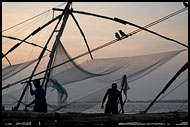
[2, 40, 186, 112]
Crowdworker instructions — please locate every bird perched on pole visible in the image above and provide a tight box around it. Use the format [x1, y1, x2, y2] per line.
[115, 32, 121, 40]
[119, 30, 128, 38]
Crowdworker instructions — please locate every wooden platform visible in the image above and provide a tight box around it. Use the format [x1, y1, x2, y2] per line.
[2, 111, 188, 125]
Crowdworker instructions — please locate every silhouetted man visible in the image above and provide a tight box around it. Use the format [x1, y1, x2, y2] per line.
[26, 79, 47, 113]
[101, 83, 124, 114]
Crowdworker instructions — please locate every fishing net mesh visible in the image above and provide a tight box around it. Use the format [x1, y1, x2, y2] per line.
[47, 41, 185, 112]
[2, 58, 39, 81]
[2, 40, 185, 112]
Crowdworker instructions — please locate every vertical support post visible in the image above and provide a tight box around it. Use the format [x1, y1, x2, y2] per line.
[43, 2, 72, 95]
[14, 11, 65, 110]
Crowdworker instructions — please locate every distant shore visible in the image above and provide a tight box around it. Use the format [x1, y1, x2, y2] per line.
[127, 99, 188, 103]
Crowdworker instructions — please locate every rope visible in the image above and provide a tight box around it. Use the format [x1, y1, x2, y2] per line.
[2, 35, 51, 52]
[2, 52, 11, 66]
[55, 2, 67, 8]
[30, 9, 50, 57]
[131, 7, 188, 35]
[73, 7, 188, 48]
[176, 98, 188, 112]
[2, 2, 66, 33]
[18, 10, 51, 89]
[81, 7, 188, 53]
[9, 12, 49, 36]
[2, 12, 63, 59]
[157, 78, 188, 101]
[2, 11, 49, 33]
[118, 9, 188, 48]
[129, 22, 187, 48]
[177, 108, 188, 112]
[2, 14, 47, 46]
[140, 78, 188, 113]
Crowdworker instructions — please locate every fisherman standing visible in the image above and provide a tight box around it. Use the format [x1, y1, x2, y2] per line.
[101, 83, 124, 114]
[26, 79, 47, 113]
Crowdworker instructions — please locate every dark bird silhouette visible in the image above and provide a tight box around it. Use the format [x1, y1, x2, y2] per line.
[119, 30, 128, 37]
[115, 32, 121, 40]
[183, 2, 188, 7]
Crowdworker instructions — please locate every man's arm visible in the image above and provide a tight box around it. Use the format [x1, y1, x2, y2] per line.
[101, 89, 109, 109]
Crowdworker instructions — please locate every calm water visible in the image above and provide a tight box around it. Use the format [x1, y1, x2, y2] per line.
[85, 102, 188, 125]
[3, 102, 188, 125]
[85, 102, 188, 113]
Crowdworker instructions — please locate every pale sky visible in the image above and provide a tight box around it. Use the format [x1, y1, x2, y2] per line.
[2, 2, 188, 101]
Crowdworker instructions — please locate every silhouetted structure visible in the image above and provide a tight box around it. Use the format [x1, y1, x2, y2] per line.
[101, 83, 124, 114]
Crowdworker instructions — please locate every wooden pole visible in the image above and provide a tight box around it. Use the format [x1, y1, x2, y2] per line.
[43, 2, 72, 94]
[2, 13, 63, 59]
[144, 61, 188, 113]
[70, 12, 93, 60]
[14, 13, 64, 110]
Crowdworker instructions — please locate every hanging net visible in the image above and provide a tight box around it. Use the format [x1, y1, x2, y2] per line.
[45, 41, 186, 112]
[48, 41, 115, 85]
[2, 40, 186, 112]
[2, 58, 39, 81]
